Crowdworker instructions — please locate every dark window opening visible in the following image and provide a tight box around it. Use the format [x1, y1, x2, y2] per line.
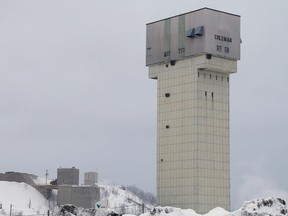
[178, 48, 185, 54]
[146, 48, 151, 56]
[225, 47, 229, 53]
[217, 45, 222, 52]
[166, 125, 170, 129]
[206, 54, 212, 59]
[164, 51, 170, 57]
[210, 74, 212, 79]
[165, 93, 170, 97]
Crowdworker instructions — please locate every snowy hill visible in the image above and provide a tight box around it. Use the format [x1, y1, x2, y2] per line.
[0, 181, 49, 216]
[99, 185, 154, 215]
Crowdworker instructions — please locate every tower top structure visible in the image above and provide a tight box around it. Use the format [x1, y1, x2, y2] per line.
[146, 7, 240, 66]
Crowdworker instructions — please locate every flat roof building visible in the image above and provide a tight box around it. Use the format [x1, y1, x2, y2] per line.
[146, 8, 240, 213]
[57, 167, 79, 186]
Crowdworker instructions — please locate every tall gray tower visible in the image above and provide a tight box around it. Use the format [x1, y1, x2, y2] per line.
[146, 8, 240, 213]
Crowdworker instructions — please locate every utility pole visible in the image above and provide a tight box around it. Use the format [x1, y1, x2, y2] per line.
[142, 203, 145, 214]
[125, 196, 147, 214]
[45, 169, 49, 185]
[9, 204, 12, 216]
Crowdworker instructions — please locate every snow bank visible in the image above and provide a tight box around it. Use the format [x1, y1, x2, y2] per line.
[0, 181, 49, 216]
[54, 196, 288, 216]
[133, 197, 287, 216]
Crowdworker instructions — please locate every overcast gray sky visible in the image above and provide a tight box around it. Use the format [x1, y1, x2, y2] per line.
[0, 0, 288, 210]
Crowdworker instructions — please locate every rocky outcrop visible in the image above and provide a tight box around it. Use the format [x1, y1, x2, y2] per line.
[241, 197, 287, 216]
[55, 204, 121, 216]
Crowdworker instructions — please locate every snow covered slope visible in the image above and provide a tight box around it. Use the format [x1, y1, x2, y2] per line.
[0, 181, 49, 216]
[99, 185, 154, 215]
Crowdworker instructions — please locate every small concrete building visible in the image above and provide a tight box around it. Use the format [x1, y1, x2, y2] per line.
[84, 172, 98, 186]
[57, 167, 79, 186]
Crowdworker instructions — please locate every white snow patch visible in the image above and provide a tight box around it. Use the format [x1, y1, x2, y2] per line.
[0, 181, 49, 216]
[204, 207, 230, 216]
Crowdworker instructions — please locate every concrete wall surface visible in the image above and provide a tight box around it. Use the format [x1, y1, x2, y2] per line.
[57, 168, 79, 185]
[57, 185, 100, 208]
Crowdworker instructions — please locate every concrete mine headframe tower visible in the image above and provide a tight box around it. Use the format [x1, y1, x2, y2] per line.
[146, 8, 240, 213]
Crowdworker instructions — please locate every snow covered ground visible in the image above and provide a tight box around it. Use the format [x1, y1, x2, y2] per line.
[136, 197, 287, 216]
[0, 181, 49, 216]
[55, 197, 287, 216]
[0, 179, 287, 216]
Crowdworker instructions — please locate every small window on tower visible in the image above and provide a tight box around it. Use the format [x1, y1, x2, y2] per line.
[225, 47, 229, 53]
[146, 47, 151, 56]
[217, 45, 222, 52]
[164, 51, 170, 57]
[178, 48, 185, 54]
[165, 93, 170, 97]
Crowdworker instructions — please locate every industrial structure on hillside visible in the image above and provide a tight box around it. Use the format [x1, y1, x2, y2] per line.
[146, 8, 241, 213]
[1, 168, 100, 209]
[57, 167, 100, 209]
